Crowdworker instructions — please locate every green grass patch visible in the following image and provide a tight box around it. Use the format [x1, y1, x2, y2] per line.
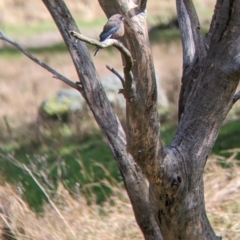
[0, 43, 69, 60]
[213, 120, 240, 161]
[0, 125, 117, 211]
[0, 111, 239, 211]
[0, 47, 23, 58]
[1, 21, 57, 38]
[160, 124, 177, 145]
[149, 28, 181, 43]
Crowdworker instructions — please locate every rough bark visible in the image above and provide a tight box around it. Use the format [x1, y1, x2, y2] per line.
[41, 0, 161, 239]
[156, 0, 240, 239]
[98, 0, 164, 184]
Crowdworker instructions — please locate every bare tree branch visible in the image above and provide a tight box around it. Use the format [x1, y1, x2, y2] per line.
[176, 0, 205, 121]
[70, 31, 133, 73]
[178, 0, 240, 121]
[176, 0, 195, 68]
[181, 0, 206, 61]
[106, 65, 125, 88]
[98, 0, 163, 183]
[205, 0, 224, 46]
[0, 31, 81, 91]
[207, 0, 240, 47]
[3, 154, 78, 240]
[232, 91, 240, 104]
[70, 31, 134, 100]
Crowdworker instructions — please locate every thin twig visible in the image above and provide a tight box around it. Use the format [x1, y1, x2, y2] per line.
[70, 31, 133, 73]
[106, 65, 125, 88]
[0, 31, 81, 91]
[232, 91, 240, 104]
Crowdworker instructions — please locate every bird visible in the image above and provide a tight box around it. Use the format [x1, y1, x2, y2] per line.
[94, 14, 125, 56]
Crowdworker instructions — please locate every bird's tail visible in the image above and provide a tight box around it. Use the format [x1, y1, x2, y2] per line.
[93, 47, 100, 56]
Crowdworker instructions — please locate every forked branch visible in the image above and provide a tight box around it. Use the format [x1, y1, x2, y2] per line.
[184, 0, 206, 60]
[176, 0, 206, 121]
[0, 31, 81, 91]
[106, 65, 125, 88]
[41, 0, 162, 238]
[70, 31, 133, 73]
[177, 0, 206, 65]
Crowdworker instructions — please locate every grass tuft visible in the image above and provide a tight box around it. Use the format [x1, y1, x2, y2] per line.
[0, 154, 240, 240]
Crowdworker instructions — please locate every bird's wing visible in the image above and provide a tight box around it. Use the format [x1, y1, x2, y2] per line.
[99, 22, 121, 42]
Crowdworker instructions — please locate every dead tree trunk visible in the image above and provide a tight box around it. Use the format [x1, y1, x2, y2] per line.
[96, 0, 240, 238]
[2, 0, 240, 239]
[35, 0, 240, 239]
[41, 1, 162, 239]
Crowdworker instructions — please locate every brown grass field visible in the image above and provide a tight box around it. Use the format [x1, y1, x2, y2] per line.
[0, 1, 240, 239]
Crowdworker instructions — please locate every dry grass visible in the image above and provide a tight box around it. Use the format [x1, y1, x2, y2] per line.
[205, 155, 240, 240]
[0, 157, 240, 240]
[0, 183, 142, 240]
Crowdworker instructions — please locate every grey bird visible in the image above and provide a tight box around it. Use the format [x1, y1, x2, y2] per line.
[94, 14, 125, 56]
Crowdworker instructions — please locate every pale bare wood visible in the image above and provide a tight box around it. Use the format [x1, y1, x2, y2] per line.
[70, 31, 133, 73]
[42, 0, 162, 239]
[182, 0, 206, 61]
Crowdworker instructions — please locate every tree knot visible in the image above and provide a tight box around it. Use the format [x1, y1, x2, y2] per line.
[170, 174, 182, 191]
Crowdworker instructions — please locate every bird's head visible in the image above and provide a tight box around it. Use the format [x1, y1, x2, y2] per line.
[109, 14, 125, 22]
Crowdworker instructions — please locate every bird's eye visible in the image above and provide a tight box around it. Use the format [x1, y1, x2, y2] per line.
[121, 17, 125, 21]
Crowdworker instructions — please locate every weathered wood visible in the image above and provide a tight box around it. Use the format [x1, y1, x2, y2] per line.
[41, 0, 162, 239]
[69, 31, 133, 72]
[176, 0, 195, 68]
[182, 0, 206, 61]
[98, 0, 164, 183]
[98, 0, 240, 239]
[156, 0, 240, 239]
